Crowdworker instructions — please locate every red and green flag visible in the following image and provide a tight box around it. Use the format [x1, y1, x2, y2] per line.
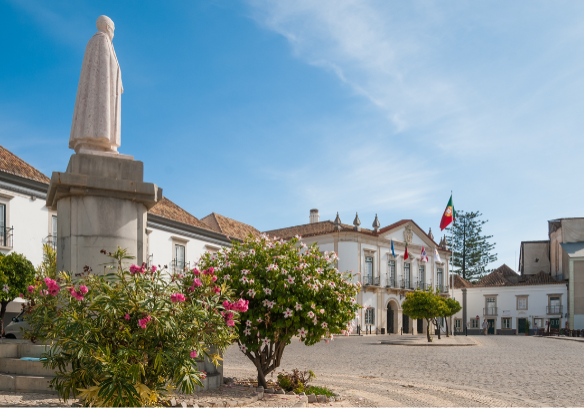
[440, 194, 456, 231]
[404, 242, 409, 260]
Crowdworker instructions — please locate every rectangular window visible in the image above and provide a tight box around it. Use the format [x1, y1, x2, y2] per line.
[534, 318, 543, 328]
[364, 256, 373, 284]
[404, 263, 411, 289]
[365, 308, 375, 325]
[486, 297, 496, 315]
[517, 297, 527, 310]
[0, 203, 5, 246]
[502, 318, 511, 329]
[471, 318, 479, 328]
[51, 215, 57, 237]
[437, 268, 443, 290]
[175, 244, 186, 272]
[549, 296, 561, 314]
[455, 319, 462, 329]
[388, 260, 395, 287]
[419, 265, 425, 289]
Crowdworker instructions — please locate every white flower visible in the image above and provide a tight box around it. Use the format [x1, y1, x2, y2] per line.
[247, 289, 256, 298]
[2, 285, 9, 293]
[313, 318, 318, 325]
[295, 235, 302, 239]
[315, 268, 323, 274]
[257, 318, 263, 323]
[241, 269, 250, 275]
[262, 337, 270, 347]
[297, 327, 307, 338]
[322, 322, 328, 328]
[301, 242, 307, 248]
[240, 344, 248, 353]
[307, 311, 315, 319]
[224, 274, 231, 281]
[243, 328, 251, 336]
[250, 249, 256, 255]
[240, 276, 249, 284]
[281, 269, 288, 275]
[311, 303, 316, 309]
[267, 264, 279, 272]
[264, 288, 272, 295]
[319, 309, 325, 314]
[287, 275, 295, 284]
[350, 298, 356, 304]
[268, 301, 275, 309]
[249, 279, 255, 284]
[295, 302, 302, 311]
[246, 320, 252, 327]
[284, 308, 293, 318]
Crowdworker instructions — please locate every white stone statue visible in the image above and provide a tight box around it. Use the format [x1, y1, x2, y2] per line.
[69, 15, 123, 156]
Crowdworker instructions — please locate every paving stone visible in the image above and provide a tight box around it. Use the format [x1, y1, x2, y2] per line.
[265, 388, 275, 393]
[307, 394, 317, 403]
[275, 389, 285, 394]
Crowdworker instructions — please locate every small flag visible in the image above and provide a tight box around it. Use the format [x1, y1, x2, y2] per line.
[391, 239, 396, 258]
[434, 248, 442, 263]
[404, 242, 409, 260]
[440, 194, 456, 231]
[421, 246, 428, 262]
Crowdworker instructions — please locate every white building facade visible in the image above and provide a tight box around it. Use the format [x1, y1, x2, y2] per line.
[266, 210, 452, 335]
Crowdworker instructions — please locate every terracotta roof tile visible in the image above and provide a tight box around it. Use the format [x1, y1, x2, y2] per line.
[451, 274, 473, 289]
[201, 213, 260, 241]
[475, 265, 519, 287]
[520, 271, 563, 286]
[148, 197, 211, 230]
[264, 221, 374, 240]
[0, 145, 50, 184]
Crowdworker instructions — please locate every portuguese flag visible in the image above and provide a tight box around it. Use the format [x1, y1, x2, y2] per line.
[404, 242, 409, 260]
[440, 194, 456, 231]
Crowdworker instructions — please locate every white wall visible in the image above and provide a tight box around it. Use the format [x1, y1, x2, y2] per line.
[148, 228, 223, 269]
[452, 284, 568, 331]
[0, 188, 52, 267]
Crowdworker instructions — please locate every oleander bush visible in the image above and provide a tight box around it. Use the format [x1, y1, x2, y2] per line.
[198, 233, 361, 388]
[24, 247, 241, 407]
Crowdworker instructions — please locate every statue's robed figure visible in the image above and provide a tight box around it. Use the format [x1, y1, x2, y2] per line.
[69, 15, 123, 155]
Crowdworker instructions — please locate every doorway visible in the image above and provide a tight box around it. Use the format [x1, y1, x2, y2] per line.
[417, 319, 424, 335]
[518, 318, 526, 334]
[550, 318, 560, 329]
[487, 319, 495, 334]
[387, 306, 394, 334]
[403, 314, 410, 334]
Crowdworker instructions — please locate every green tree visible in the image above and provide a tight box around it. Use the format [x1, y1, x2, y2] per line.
[441, 297, 462, 337]
[401, 289, 443, 342]
[0, 252, 36, 334]
[447, 210, 497, 281]
[198, 234, 361, 388]
[26, 248, 238, 407]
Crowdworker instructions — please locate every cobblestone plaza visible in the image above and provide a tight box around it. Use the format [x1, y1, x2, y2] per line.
[224, 335, 583, 407]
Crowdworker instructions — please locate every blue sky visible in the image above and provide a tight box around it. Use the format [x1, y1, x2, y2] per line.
[1, 0, 583, 271]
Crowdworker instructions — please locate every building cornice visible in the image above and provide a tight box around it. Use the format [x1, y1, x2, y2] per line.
[147, 214, 234, 247]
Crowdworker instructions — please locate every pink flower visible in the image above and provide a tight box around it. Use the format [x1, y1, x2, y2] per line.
[190, 350, 198, 358]
[226, 320, 235, 327]
[151, 265, 158, 273]
[41, 289, 48, 296]
[212, 276, 218, 282]
[200, 373, 207, 379]
[193, 278, 202, 287]
[27, 285, 35, 294]
[129, 264, 140, 274]
[208, 267, 214, 274]
[79, 285, 88, 294]
[171, 293, 186, 303]
[19, 293, 23, 298]
[138, 316, 151, 329]
[213, 286, 221, 294]
[193, 268, 200, 276]
[124, 313, 130, 320]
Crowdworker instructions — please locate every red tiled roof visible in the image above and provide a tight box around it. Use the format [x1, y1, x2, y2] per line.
[264, 220, 375, 240]
[201, 212, 260, 241]
[451, 274, 473, 289]
[148, 197, 212, 230]
[0, 145, 50, 184]
[473, 265, 564, 288]
[520, 271, 563, 286]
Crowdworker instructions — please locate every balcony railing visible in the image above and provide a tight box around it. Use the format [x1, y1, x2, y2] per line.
[170, 259, 190, 274]
[436, 284, 449, 293]
[417, 281, 429, 291]
[400, 279, 414, 290]
[363, 276, 380, 286]
[386, 276, 397, 288]
[484, 307, 498, 316]
[0, 226, 13, 248]
[547, 305, 563, 315]
[44, 234, 57, 251]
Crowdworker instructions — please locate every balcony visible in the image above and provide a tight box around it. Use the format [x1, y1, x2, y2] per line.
[417, 281, 429, 291]
[436, 284, 449, 293]
[44, 234, 57, 251]
[400, 279, 414, 290]
[363, 276, 380, 286]
[483, 307, 498, 316]
[547, 305, 563, 315]
[0, 226, 13, 249]
[386, 276, 397, 288]
[170, 259, 191, 274]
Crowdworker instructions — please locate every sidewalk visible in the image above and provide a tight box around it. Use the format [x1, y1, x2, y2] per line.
[379, 335, 478, 346]
[542, 336, 584, 343]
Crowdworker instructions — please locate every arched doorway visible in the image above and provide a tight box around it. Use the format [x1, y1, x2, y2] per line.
[387, 305, 394, 334]
[403, 313, 410, 334]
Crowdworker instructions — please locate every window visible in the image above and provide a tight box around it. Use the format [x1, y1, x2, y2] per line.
[418, 265, 425, 289]
[174, 244, 185, 272]
[51, 215, 57, 237]
[365, 308, 375, 325]
[388, 260, 396, 287]
[517, 297, 528, 310]
[0, 203, 6, 246]
[485, 297, 497, 315]
[404, 263, 411, 288]
[470, 318, 479, 328]
[455, 319, 462, 329]
[364, 256, 374, 285]
[534, 318, 543, 328]
[502, 318, 511, 329]
[437, 268, 443, 290]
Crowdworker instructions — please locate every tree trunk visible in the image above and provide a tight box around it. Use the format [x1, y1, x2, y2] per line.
[444, 316, 449, 337]
[426, 319, 432, 342]
[435, 319, 441, 339]
[0, 301, 8, 335]
[247, 341, 286, 389]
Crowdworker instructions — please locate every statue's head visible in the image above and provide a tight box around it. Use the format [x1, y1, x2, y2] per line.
[96, 15, 115, 40]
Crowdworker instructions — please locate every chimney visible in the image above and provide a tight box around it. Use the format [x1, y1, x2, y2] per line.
[309, 209, 320, 224]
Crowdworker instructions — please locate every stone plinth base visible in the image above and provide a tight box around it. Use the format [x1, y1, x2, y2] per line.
[46, 154, 162, 275]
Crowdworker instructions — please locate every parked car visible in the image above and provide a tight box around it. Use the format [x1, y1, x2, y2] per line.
[4, 310, 31, 339]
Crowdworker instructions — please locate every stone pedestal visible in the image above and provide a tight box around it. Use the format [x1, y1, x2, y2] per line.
[46, 154, 162, 275]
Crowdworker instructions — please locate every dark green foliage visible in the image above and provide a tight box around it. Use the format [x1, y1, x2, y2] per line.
[0, 252, 36, 334]
[447, 210, 497, 281]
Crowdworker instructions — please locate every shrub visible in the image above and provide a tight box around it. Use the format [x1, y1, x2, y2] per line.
[276, 369, 315, 393]
[24, 248, 240, 407]
[0, 252, 35, 335]
[198, 234, 360, 388]
[305, 385, 335, 397]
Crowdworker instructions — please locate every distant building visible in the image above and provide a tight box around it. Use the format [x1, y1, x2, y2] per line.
[266, 210, 452, 335]
[451, 265, 567, 335]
